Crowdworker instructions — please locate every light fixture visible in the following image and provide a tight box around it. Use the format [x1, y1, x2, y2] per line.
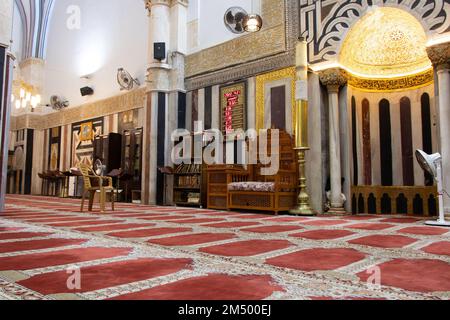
[243, 13, 263, 32]
[416, 150, 450, 227]
[243, 0, 262, 32]
[11, 81, 42, 112]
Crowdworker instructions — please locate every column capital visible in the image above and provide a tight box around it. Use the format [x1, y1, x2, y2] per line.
[319, 68, 348, 90]
[427, 42, 450, 71]
[145, 0, 188, 13]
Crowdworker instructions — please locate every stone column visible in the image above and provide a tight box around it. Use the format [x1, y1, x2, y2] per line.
[427, 43, 450, 214]
[143, 0, 187, 205]
[319, 68, 348, 213]
[0, 0, 14, 211]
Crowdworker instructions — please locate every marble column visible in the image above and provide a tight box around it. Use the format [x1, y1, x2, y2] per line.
[0, 0, 14, 211]
[427, 42, 450, 214]
[144, 0, 188, 205]
[319, 68, 348, 213]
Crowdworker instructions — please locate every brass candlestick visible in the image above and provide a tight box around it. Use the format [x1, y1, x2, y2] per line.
[290, 39, 315, 216]
[290, 101, 315, 216]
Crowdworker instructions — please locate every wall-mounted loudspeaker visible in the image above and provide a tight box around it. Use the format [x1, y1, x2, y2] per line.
[154, 42, 166, 61]
[80, 86, 94, 96]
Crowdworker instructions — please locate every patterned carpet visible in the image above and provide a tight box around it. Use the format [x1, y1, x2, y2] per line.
[0, 195, 449, 300]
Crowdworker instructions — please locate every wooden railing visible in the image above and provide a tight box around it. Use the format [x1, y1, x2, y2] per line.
[351, 186, 438, 216]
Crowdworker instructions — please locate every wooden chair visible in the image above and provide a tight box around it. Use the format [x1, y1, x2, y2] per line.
[78, 163, 116, 213]
[226, 130, 298, 215]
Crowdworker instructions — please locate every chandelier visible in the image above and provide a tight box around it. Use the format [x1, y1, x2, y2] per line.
[11, 81, 41, 112]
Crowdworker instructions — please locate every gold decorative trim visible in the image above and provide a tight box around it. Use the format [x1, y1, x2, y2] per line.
[10, 87, 146, 131]
[347, 69, 434, 93]
[255, 67, 296, 131]
[185, 0, 286, 78]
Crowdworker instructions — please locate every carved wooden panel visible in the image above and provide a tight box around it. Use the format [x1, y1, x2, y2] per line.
[362, 99, 372, 185]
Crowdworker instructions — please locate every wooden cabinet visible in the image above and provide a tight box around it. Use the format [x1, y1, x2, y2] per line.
[93, 133, 122, 173]
[207, 165, 244, 210]
[121, 128, 143, 200]
[173, 163, 205, 208]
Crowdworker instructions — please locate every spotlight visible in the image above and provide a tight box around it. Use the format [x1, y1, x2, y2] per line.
[416, 150, 450, 227]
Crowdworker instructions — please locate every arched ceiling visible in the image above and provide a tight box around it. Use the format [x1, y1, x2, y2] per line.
[14, 0, 54, 60]
[339, 7, 432, 78]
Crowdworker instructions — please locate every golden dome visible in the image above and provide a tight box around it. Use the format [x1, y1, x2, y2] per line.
[339, 7, 432, 78]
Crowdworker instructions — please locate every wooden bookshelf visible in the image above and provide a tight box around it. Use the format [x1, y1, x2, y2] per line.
[173, 163, 204, 208]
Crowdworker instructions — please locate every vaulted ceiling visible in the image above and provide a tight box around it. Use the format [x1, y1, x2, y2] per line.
[14, 0, 54, 60]
[339, 7, 432, 78]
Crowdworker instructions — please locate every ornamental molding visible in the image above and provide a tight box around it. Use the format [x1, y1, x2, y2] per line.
[347, 69, 435, 92]
[300, 0, 450, 64]
[185, 0, 298, 91]
[10, 87, 146, 131]
[145, 0, 187, 13]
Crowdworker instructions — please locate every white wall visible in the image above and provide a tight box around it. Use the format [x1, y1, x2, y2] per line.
[11, 1, 23, 62]
[187, 0, 260, 54]
[0, 0, 13, 47]
[42, 0, 148, 110]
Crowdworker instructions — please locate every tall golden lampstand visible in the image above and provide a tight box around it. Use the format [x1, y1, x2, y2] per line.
[290, 39, 316, 216]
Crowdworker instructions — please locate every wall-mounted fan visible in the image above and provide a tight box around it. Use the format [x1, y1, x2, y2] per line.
[224, 7, 248, 34]
[117, 68, 140, 91]
[48, 95, 69, 111]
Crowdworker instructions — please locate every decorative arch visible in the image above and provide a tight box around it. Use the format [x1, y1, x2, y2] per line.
[300, 0, 450, 64]
[14, 0, 55, 60]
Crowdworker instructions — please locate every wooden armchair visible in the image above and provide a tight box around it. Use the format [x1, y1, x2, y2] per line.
[78, 163, 116, 213]
[227, 130, 298, 215]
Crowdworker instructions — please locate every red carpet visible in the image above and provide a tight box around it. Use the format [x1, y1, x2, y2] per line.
[139, 215, 195, 221]
[18, 258, 193, 295]
[149, 233, 236, 246]
[2, 195, 449, 300]
[398, 226, 449, 236]
[346, 223, 395, 231]
[0, 238, 87, 254]
[200, 240, 293, 257]
[4, 214, 70, 219]
[342, 216, 379, 221]
[204, 221, 260, 228]
[110, 274, 283, 300]
[301, 219, 348, 226]
[47, 220, 124, 227]
[172, 218, 225, 224]
[358, 259, 450, 293]
[112, 213, 165, 218]
[0, 227, 23, 232]
[108, 227, 192, 238]
[230, 214, 275, 220]
[348, 235, 417, 249]
[266, 248, 366, 272]
[0, 232, 52, 240]
[24, 217, 99, 223]
[0, 247, 132, 270]
[241, 225, 303, 234]
[290, 229, 355, 240]
[74, 223, 155, 232]
[381, 218, 421, 224]
[422, 241, 450, 256]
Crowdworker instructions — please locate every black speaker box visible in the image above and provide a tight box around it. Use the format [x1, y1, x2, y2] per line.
[154, 42, 166, 61]
[80, 86, 94, 96]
